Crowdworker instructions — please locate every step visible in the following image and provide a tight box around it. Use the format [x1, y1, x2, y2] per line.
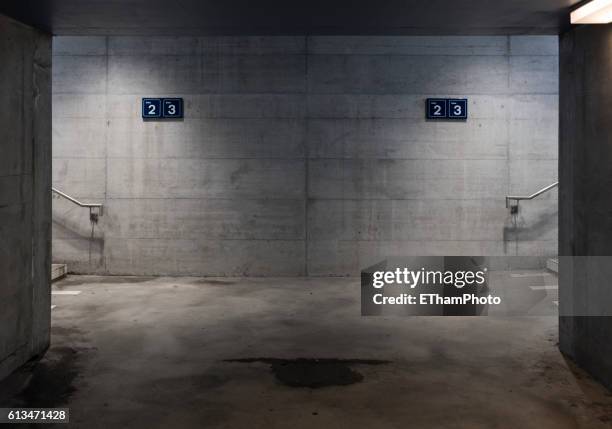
[51, 264, 68, 282]
[546, 258, 558, 275]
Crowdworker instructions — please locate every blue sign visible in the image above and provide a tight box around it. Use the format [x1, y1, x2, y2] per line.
[142, 98, 162, 118]
[426, 98, 469, 120]
[427, 99, 447, 119]
[162, 98, 183, 118]
[448, 99, 468, 119]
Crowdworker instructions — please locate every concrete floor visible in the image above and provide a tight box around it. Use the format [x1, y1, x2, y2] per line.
[2, 275, 612, 428]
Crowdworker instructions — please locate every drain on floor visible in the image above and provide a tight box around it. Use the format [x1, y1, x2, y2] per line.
[224, 358, 389, 388]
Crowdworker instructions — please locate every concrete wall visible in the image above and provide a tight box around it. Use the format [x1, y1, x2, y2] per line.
[559, 25, 612, 389]
[0, 15, 51, 380]
[52, 36, 558, 276]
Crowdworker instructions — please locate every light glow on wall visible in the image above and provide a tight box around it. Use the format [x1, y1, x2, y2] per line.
[571, 0, 612, 24]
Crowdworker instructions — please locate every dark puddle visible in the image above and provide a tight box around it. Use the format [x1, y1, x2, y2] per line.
[51, 326, 86, 337]
[225, 358, 390, 388]
[0, 347, 81, 408]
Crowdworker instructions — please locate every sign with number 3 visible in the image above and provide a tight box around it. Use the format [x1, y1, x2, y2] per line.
[448, 99, 468, 119]
[163, 98, 183, 118]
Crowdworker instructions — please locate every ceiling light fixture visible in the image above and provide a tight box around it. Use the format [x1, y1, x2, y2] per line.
[571, 0, 612, 24]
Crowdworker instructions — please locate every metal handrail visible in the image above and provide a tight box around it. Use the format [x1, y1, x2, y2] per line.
[52, 187, 103, 220]
[506, 182, 558, 208]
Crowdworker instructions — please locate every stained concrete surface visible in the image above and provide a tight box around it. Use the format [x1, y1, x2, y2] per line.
[51, 35, 558, 276]
[0, 14, 52, 381]
[225, 358, 390, 388]
[559, 24, 612, 391]
[1, 275, 612, 428]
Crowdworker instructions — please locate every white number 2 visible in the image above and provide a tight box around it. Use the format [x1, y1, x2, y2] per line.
[433, 104, 442, 115]
[148, 104, 156, 115]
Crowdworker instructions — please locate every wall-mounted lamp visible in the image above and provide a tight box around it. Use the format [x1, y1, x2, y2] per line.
[571, 0, 612, 24]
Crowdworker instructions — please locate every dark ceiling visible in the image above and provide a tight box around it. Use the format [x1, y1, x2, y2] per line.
[0, 0, 581, 36]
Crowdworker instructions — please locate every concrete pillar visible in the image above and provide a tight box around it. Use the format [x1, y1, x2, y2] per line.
[559, 24, 612, 388]
[0, 14, 52, 381]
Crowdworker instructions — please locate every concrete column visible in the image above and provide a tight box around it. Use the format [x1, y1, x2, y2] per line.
[0, 14, 52, 381]
[559, 24, 612, 388]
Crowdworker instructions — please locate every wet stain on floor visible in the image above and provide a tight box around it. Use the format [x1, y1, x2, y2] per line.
[51, 326, 86, 337]
[1, 347, 82, 408]
[225, 358, 390, 388]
